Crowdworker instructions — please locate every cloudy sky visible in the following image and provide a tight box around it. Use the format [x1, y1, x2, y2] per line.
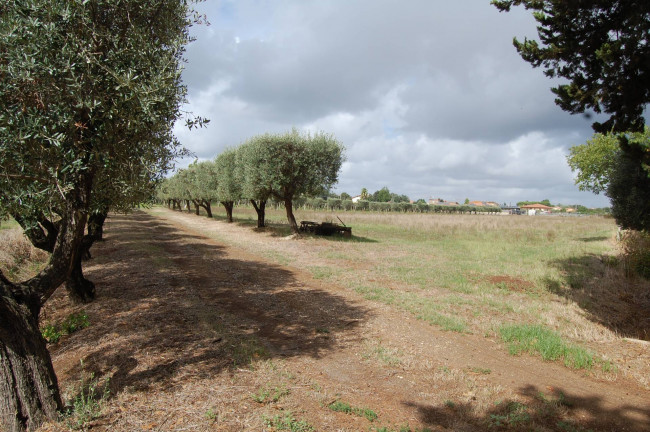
[173, 0, 617, 207]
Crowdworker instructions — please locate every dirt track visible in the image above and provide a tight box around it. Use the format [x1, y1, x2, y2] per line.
[41, 210, 650, 431]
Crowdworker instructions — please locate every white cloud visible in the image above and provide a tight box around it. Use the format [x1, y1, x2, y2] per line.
[173, 0, 621, 207]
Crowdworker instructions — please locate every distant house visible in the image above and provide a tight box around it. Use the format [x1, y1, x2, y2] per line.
[351, 195, 361, 203]
[520, 203, 553, 215]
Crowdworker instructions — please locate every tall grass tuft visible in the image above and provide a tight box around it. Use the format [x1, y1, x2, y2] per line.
[0, 228, 49, 280]
[499, 324, 596, 369]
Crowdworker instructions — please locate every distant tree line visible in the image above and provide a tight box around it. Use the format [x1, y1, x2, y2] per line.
[297, 198, 502, 214]
[158, 129, 345, 233]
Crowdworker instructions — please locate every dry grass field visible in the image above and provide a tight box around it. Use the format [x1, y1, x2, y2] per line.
[3, 207, 649, 431]
[190, 205, 650, 383]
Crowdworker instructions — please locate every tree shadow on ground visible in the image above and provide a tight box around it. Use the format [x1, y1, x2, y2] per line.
[405, 384, 650, 432]
[56, 211, 370, 397]
[542, 254, 650, 340]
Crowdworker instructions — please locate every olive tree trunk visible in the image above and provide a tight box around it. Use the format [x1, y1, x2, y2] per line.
[250, 199, 266, 228]
[200, 200, 212, 218]
[0, 200, 88, 431]
[284, 198, 299, 233]
[0, 292, 62, 432]
[64, 234, 96, 304]
[221, 201, 234, 222]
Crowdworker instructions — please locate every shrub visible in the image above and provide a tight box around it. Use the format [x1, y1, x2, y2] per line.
[620, 230, 650, 278]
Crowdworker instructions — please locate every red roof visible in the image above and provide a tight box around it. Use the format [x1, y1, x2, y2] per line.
[521, 204, 553, 210]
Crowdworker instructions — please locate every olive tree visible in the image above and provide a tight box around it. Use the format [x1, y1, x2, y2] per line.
[188, 160, 219, 217]
[0, 0, 200, 429]
[244, 129, 344, 233]
[214, 148, 241, 222]
[237, 138, 273, 228]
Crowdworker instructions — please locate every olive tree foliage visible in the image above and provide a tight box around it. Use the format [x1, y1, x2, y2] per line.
[214, 149, 242, 222]
[236, 138, 273, 228]
[189, 160, 219, 217]
[243, 129, 345, 233]
[0, 0, 202, 430]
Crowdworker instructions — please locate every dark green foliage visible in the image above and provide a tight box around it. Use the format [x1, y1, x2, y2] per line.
[607, 153, 650, 232]
[492, 0, 650, 134]
[371, 187, 392, 202]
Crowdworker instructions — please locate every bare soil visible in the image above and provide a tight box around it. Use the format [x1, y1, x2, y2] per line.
[38, 209, 650, 431]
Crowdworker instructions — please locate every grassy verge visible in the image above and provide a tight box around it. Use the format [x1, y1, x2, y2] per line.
[499, 324, 613, 370]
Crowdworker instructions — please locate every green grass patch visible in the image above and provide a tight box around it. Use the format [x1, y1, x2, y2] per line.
[328, 400, 378, 422]
[41, 312, 90, 344]
[263, 411, 314, 431]
[0, 217, 19, 230]
[499, 324, 599, 369]
[252, 384, 290, 403]
[308, 265, 340, 280]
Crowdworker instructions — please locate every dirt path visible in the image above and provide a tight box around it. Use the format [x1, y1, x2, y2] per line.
[41, 210, 649, 431]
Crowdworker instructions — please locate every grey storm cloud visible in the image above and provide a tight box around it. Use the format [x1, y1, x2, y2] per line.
[174, 0, 621, 207]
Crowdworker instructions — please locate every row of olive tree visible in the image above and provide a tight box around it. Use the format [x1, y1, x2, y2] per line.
[298, 198, 501, 214]
[159, 129, 346, 233]
[0, 1, 202, 430]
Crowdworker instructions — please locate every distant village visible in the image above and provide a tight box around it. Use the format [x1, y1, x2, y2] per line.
[342, 191, 608, 215]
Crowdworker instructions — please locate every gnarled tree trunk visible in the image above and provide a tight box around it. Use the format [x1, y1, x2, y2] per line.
[221, 201, 234, 222]
[250, 199, 266, 228]
[284, 198, 299, 233]
[0, 197, 88, 431]
[0, 290, 62, 432]
[65, 234, 96, 304]
[199, 200, 212, 218]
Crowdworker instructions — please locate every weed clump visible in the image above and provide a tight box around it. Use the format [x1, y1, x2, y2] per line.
[263, 411, 314, 431]
[328, 400, 378, 422]
[41, 311, 90, 344]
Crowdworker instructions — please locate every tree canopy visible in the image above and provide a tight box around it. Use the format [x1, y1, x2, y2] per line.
[0, 0, 201, 429]
[241, 129, 345, 232]
[492, 0, 650, 134]
[566, 132, 621, 195]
